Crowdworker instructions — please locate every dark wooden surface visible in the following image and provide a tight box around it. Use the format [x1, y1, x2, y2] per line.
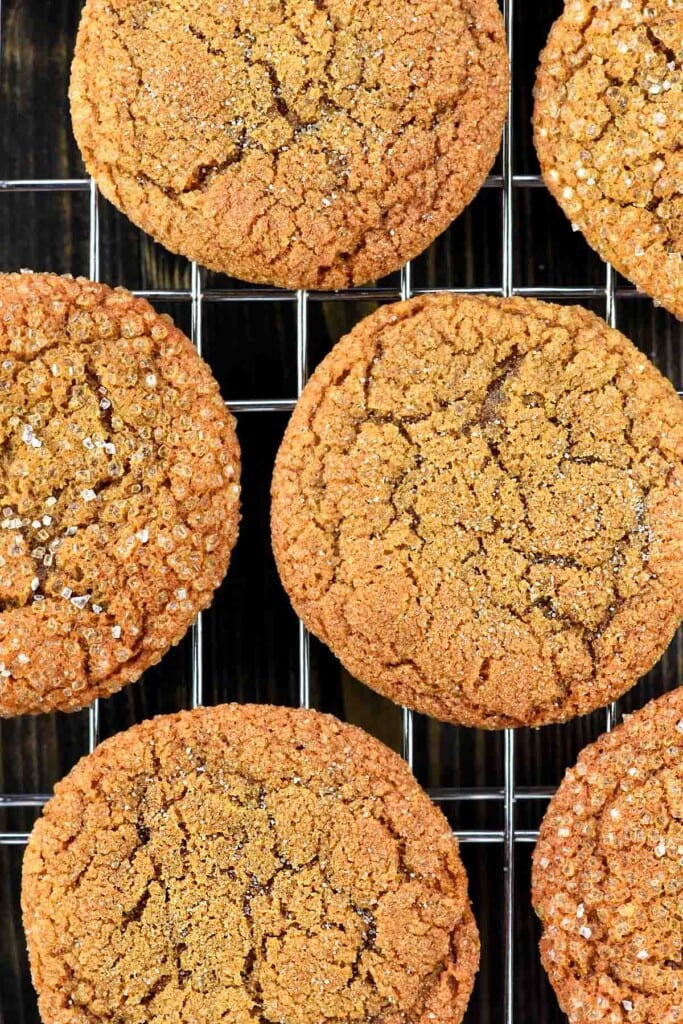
[1, 2, 682, 1023]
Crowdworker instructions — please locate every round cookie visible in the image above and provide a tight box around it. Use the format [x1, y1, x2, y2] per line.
[533, 688, 683, 1024]
[0, 272, 240, 716]
[22, 703, 479, 1024]
[271, 293, 683, 729]
[69, 0, 509, 291]
[534, 1, 683, 320]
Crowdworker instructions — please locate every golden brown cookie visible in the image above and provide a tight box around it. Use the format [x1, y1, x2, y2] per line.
[271, 293, 683, 729]
[69, 0, 509, 291]
[533, 688, 683, 1024]
[22, 703, 479, 1024]
[0, 272, 240, 716]
[534, 1, 683, 320]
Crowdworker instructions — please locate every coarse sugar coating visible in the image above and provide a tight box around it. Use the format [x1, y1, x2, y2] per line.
[69, 0, 509, 290]
[533, 688, 683, 1024]
[534, 0, 683, 320]
[271, 293, 683, 729]
[21, 703, 479, 1024]
[0, 272, 240, 716]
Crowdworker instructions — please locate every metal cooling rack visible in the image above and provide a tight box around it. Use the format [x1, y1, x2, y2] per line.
[2, 2, 683, 1022]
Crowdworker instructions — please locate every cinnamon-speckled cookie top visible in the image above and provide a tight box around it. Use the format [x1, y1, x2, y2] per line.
[22, 703, 479, 1024]
[0, 273, 240, 716]
[69, 0, 508, 290]
[533, 688, 683, 1024]
[271, 293, 683, 729]
[534, 0, 683, 319]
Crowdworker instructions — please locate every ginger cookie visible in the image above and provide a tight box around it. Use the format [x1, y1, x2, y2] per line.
[69, 0, 509, 291]
[271, 293, 683, 729]
[535, 1, 683, 320]
[22, 703, 479, 1024]
[533, 687, 683, 1024]
[0, 272, 240, 716]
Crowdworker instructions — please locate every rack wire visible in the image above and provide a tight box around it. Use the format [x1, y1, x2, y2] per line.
[3, 0, 683, 1020]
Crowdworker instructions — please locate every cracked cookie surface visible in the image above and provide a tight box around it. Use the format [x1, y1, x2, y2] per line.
[22, 703, 479, 1024]
[534, 0, 683, 320]
[69, 0, 508, 290]
[271, 293, 683, 729]
[533, 688, 683, 1024]
[0, 272, 240, 716]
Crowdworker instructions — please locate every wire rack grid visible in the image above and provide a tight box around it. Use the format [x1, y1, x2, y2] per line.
[1, 1, 683, 1022]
